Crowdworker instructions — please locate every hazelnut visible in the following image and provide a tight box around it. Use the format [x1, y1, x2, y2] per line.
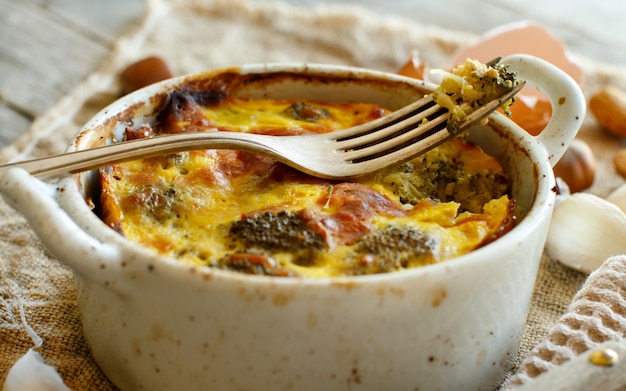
[589, 85, 626, 137]
[119, 56, 175, 94]
[553, 138, 596, 193]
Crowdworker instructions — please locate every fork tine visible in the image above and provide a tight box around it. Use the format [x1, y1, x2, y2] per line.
[335, 103, 446, 152]
[456, 81, 526, 128]
[339, 110, 448, 161]
[341, 81, 526, 166]
[330, 94, 436, 140]
[348, 126, 452, 170]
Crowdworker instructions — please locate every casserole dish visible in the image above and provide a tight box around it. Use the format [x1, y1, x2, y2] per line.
[0, 54, 585, 390]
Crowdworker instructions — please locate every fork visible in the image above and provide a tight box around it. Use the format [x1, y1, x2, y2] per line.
[0, 82, 524, 180]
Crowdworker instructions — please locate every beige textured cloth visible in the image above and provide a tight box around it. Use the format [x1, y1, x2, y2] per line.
[1, 0, 626, 389]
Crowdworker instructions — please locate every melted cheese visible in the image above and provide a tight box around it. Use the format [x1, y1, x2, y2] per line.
[99, 97, 515, 278]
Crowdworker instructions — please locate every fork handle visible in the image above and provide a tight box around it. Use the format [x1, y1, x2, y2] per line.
[0, 131, 276, 179]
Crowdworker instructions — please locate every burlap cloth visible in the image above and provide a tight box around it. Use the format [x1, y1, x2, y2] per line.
[2, 0, 626, 389]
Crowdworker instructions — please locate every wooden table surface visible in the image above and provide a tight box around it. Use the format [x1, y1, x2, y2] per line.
[2, 0, 626, 150]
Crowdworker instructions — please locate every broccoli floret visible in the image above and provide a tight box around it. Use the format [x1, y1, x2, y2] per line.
[224, 211, 325, 273]
[342, 226, 438, 275]
[381, 144, 510, 213]
[125, 184, 177, 223]
[381, 161, 442, 206]
[229, 210, 324, 250]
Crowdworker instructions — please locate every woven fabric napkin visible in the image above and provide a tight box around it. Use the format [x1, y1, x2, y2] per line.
[1, 0, 626, 389]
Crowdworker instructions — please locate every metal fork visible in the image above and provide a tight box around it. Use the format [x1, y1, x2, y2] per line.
[0, 82, 524, 180]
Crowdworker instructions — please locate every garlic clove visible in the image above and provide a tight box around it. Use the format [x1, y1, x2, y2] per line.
[545, 193, 626, 273]
[606, 183, 626, 214]
[2, 297, 70, 391]
[3, 349, 71, 391]
[552, 138, 596, 193]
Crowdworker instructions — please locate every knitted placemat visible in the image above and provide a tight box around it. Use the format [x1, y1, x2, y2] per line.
[1, 0, 626, 389]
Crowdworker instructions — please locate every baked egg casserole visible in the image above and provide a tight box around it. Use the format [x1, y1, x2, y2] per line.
[98, 62, 518, 278]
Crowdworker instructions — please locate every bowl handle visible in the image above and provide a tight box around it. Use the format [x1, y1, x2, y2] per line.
[502, 54, 586, 167]
[0, 167, 124, 288]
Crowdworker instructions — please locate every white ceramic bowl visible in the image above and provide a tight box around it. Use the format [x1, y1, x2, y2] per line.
[0, 55, 584, 391]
